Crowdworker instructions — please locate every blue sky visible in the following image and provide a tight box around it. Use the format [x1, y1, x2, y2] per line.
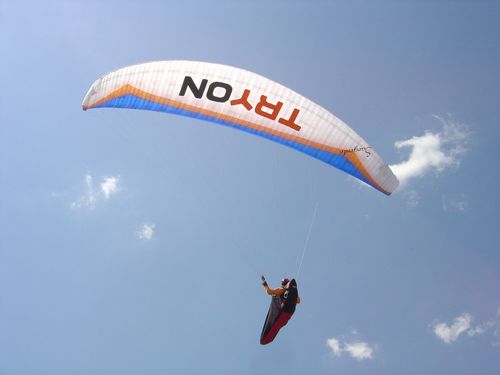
[1, 1, 499, 374]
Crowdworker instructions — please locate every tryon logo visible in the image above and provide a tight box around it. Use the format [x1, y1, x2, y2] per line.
[179, 76, 301, 131]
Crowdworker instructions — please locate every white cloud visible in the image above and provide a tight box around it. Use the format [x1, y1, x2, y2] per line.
[344, 341, 374, 361]
[434, 313, 472, 343]
[101, 176, 120, 198]
[434, 310, 500, 347]
[138, 223, 155, 240]
[71, 174, 120, 209]
[326, 336, 375, 361]
[390, 116, 469, 187]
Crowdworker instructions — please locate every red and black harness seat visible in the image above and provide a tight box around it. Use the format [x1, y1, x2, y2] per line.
[260, 279, 298, 345]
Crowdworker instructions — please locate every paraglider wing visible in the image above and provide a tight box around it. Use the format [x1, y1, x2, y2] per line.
[260, 279, 299, 345]
[82, 61, 399, 194]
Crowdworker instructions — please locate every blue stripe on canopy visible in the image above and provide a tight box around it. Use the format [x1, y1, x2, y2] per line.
[94, 94, 375, 190]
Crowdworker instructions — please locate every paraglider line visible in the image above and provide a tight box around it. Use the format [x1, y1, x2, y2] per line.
[296, 200, 319, 277]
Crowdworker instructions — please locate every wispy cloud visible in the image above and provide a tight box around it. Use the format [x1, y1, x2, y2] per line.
[71, 174, 97, 209]
[326, 335, 375, 361]
[390, 116, 469, 187]
[326, 338, 342, 356]
[138, 223, 155, 240]
[403, 189, 420, 207]
[468, 308, 500, 342]
[494, 307, 500, 347]
[71, 174, 120, 209]
[442, 194, 469, 213]
[468, 321, 495, 337]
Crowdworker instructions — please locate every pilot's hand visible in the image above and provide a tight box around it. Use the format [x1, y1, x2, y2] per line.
[261, 276, 268, 287]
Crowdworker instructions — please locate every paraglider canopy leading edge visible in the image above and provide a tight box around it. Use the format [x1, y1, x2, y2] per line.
[82, 60, 399, 194]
